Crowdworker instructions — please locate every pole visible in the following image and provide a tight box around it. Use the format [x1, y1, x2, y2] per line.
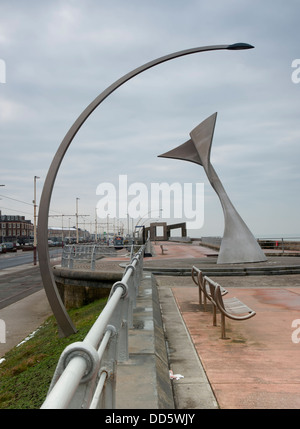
[33, 176, 40, 265]
[76, 197, 79, 244]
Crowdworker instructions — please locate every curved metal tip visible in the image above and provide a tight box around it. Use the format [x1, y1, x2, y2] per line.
[227, 43, 254, 50]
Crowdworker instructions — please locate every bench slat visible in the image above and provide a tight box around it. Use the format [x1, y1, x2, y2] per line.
[225, 303, 253, 315]
[203, 275, 256, 339]
[224, 297, 253, 313]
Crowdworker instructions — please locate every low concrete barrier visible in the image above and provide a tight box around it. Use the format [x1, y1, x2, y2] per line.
[53, 266, 123, 309]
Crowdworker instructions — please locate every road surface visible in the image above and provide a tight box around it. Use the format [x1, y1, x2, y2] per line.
[0, 248, 62, 269]
[0, 248, 61, 309]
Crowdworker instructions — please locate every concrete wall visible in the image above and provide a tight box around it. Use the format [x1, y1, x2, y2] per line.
[53, 266, 123, 309]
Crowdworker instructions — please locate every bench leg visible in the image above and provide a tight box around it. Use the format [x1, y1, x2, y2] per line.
[198, 287, 203, 306]
[198, 288, 208, 311]
[212, 304, 217, 326]
[220, 313, 226, 339]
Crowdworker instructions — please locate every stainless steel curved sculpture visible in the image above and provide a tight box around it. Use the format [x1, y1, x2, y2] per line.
[38, 43, 254, 336]
[159, 112, 267, 264]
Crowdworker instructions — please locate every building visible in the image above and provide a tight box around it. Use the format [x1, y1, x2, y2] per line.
[0, 212, 34, 244]
[48, 226, 91, 244]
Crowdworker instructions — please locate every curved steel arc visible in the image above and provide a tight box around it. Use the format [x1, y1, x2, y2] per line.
[37, 44, 248, 336]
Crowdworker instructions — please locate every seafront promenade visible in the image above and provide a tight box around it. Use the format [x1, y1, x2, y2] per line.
[1, 240, 300, 409]
[119, 241, 300, 409]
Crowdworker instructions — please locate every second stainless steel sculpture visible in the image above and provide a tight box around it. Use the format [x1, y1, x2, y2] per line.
[159, 112, 267, 264]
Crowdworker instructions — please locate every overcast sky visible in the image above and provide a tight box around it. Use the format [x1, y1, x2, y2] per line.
[1, 0, 299, 239]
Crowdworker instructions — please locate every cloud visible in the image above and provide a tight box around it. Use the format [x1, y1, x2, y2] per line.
[0, 0, 299, 238]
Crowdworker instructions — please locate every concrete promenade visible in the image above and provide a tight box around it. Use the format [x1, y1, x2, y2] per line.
[1, 241, 300, 409]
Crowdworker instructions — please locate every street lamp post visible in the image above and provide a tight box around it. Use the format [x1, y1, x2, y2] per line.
[38, 43, 254, 336]
[76, 197, 80, 244]
[106, 213, 109, 244]
[33, 176, 40, 265]
[0, 185, 4, 243]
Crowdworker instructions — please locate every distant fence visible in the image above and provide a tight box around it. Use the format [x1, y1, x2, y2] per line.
[41, 243, 146, 409]
[257, 238, 300, 254]
[200, 236, 300, 255]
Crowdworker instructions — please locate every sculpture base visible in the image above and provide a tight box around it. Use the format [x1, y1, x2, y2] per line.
[217, 235, 267, 265]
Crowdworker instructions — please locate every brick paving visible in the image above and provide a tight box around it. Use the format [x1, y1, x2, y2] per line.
[152, 242, 300, 409]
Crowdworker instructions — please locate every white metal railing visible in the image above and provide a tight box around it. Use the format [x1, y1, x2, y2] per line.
[61, 244, 138, 270]
[41, 244, 145, 409]
[201, 236, 300, 255]
[257, 237, 300, 254]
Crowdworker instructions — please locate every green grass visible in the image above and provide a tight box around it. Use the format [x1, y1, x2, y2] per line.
[0, 298, 107, 409]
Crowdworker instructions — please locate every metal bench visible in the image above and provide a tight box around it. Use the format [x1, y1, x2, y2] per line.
[204, 275, 256, 339]
[191, 266, 227, 311]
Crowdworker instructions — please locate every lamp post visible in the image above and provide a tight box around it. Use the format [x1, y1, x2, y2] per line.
[76, 197, 80, 244]
[95, 209, 98, 242]
[136, 209, 163, 227]
[0, 185, 4, 225]
[135, 209, 163, 244]
[0, 186, 3, 243]
[106, 213, 109, 244]
[33, 176, 40, 265]
[38, 43, 254, 336]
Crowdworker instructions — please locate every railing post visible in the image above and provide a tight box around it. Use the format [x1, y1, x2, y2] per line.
[98, 325, 118, 408]
[91, 244, 96, 270]
[70, 245, 75, 268]
[108, 282, 129, 362]
[124, 265, 136, 328]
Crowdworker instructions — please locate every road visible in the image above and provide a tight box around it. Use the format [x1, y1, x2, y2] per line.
[0, 248, 62, 269]
[0, 248, 61, 309]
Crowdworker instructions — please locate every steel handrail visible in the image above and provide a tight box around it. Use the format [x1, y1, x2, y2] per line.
[41, 243, 146, 409]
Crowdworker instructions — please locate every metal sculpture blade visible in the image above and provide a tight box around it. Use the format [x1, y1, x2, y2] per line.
[159, 113, 267, 264]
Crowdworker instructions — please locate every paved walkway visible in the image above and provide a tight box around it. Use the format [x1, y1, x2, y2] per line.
[151, 241, 300, 409]
[157, 277, 300, 409]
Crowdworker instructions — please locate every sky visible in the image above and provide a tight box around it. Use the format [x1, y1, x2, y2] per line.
[0, 0, 299, 239]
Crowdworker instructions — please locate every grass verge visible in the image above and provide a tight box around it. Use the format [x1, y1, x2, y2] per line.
[0, 298, 107, 409]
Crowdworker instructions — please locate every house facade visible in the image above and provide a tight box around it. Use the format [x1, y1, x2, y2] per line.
[0, 213, 34, 244]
